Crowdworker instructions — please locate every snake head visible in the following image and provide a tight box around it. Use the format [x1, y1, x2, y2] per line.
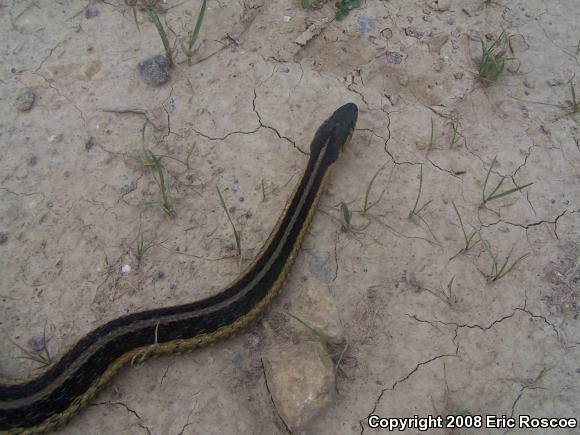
[311, 103, 358, 162]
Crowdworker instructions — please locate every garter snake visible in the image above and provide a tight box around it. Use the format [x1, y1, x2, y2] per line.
[0, 103, 358, 434]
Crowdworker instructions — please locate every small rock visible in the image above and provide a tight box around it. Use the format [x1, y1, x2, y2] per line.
[356, 15, 374, 33]
[137, 55, 170, 87]
[454, 72, 464, 80]
[295, 23, 323, 47]
[85, 6, 99, 19]
[547, 78, 563, 87]
[27, 336, 45, 352]
[433, 60, 443, 72]
[85, 136, 95, 151]
[14, 88, 35, 111]
[0, 232, 8, 245]
[119, 181, 137, 195]
[153, 270, 165, 281]
[309, 251, 336, 283]
[263, 341, 335, 432]
[398, 75, 408, 86]
[48, 134, 63, 144]
[386, 51, 403, 64]
[432, 0, 450, 11]
[28, 155, 38, 166]
[523, 79, 534, 89]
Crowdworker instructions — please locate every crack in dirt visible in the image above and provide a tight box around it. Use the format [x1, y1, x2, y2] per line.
[480, 208, 568, 240]
[260, 358, 293, 434]
[32, 71, 87, 125]
[359, 353, 456, 435]
[407, 292, 561, 344]
[252, 89, 306, 155]
[92, 400, 152, 434]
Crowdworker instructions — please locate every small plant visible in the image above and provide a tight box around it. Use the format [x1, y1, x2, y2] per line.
[478, 30, 514, 83]
[481, 156, 533, 206]
[132, 223, 165, 267]
[409, 166, 433, 219]
[479, 234, 529, 282]
[300, 0, 322, 8]
[569, 83, 579, 113]
[11, 325, 52, 368]
[531, 367, 551, 385]
[361, 165, 386, 215]
[452, 201, 479, 253]
[426, 117, 435, 155]
[138, 123, 174, 216]
[449, 117, 463, 148]
[217, 185, 241, 255]
[185, 0, 207, 65]
[286, 312, 348, 368]
[148, 9, 174, 68]
[340, 201, 352, 229]
[335, 0, 361, 20]
[408, 165, 437, 241]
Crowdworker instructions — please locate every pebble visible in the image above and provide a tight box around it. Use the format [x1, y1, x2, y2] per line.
[0, 232, 8, 245]
[14, 88, 35, 111]
[386, 51, 403, 64]
[454, 72, 464, 80]
[309, 251, 336, 283]
[85, 136, 95, 151]
[85, 6, 99, 19]
[263, 341, 335, 432]
[137, 55, 170, 87]
[153, 270, 165, 281]
[356, 15, 374, 33]
[432, 0, 450, 11]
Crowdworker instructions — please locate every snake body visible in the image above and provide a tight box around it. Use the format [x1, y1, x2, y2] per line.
[0, 103, 358, 434]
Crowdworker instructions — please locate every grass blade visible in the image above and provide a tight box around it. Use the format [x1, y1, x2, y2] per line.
[186, 0, 207, 64]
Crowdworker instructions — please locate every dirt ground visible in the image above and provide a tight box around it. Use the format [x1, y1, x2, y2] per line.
[1, 0, 579, 434]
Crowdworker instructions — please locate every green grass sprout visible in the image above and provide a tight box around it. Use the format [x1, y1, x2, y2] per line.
[479, 234, 529, 282]
[482, 156, 533, 205]
[217, 185, 241, 255]
[10, 324, 52, 368]
[335, 0, 361, 20]
[478, 30, 515, 83]
[185, 0, 207, 65]
[148, 9, 174, 68]
[409, 165, 433, 218]
[341, 201, 352, 229]
[452, 201, 479, 253]
[286, 312, 348, 368]
[139, 122, 174, 216]
[570, 83, 579, 113]
[362, 165, 385, 215]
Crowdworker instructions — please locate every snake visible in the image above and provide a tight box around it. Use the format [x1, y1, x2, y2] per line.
[0, 103, 358, 434]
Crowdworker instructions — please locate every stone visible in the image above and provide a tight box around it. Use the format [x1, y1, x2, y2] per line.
[14, 88, 35, 111]
[137, 55, 170, 86]
[263, 341, 335, 432]
[309, 251, 336, 283]
[432, 0, 450, 11]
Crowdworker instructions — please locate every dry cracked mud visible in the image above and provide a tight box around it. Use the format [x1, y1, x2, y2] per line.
[1, 0, 579, 434]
